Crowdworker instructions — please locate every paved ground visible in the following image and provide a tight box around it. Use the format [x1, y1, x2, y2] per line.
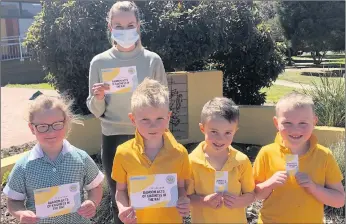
[273, 80, 312, 89]
[1, 87, 58, 149]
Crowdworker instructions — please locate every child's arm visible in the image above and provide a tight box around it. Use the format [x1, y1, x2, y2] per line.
[87, 183, 103, 206]
[176, 180, 190, 217]
[296, 172, 345, 208]
[77, 152, 105, 219]
[253, 147, 288, 200]
[224, 157, 256, 208]
[189, 193, 223, 209]
[223, 192, 255, 209]
[116, 183, 136, 223]
[255, 171, 288, 200]
[78, 183, 103, 219]
[7, 198, 39, 223]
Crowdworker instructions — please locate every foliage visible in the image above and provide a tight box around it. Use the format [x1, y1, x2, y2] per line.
[302, 75, 345, 127]
[277, 1, 345, 64]
[25, 0, 285, 114]
[325, 139, 345, 218]
[25, 0, 113, 114]
[143, 1, 284, 105]
[254, 1, 277, 21]
[2, 171, 10, 187]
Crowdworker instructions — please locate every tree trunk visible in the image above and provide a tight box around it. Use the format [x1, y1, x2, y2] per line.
[311, 51, 326, 65]
[287, 48, 292, 66]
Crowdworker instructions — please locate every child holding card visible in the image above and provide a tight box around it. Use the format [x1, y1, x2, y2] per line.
[3, 95, 104, 224]
[86, 2, 167, 223]
[111, 78, 190, 223]
[253, 92, 345, 223]
[187, 97, 255, 223]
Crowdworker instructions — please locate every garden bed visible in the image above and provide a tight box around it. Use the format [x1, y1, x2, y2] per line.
[1, 141, 37, 159]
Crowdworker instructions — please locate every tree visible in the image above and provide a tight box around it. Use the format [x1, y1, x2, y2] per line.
[25, 0, 284, 115]
[141, 1, 285, 105]
[25, 0, 113, 114]
[277, 1, 345, 64]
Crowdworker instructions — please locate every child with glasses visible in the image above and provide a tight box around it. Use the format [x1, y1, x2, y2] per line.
[3, 95, 105, 224]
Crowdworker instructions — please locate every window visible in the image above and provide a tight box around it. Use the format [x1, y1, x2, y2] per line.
[21, 2, 42, 18]
[1, 2, 20, 17]
[0, 18, 19, 39]
[19, 18, 34, 38]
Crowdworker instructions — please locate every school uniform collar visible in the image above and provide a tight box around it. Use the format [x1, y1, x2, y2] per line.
[134, 129, 180, 154]
[274, 132, 317, 158]
[191, 141, 240, 171]
[28, 139, 73, 161]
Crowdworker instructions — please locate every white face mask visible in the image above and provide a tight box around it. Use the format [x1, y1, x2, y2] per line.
[111, 28, 139, 49]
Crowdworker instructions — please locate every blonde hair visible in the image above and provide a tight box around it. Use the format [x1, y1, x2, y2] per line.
[107, 1, 142, 47]
[27, 95, 83, 136]
[131, 78, 169, 112]
[276, 92, 315, 115]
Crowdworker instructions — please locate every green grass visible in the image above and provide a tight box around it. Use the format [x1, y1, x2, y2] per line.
[5, 83, 55, 90]
[291, 55, 345, 65]
[261, 85, 297, 104]
[277, 70, 343, 85]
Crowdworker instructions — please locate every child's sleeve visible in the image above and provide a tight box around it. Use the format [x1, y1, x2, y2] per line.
[325, 151, 343, 185]
[186, 159, 195, 196]
[111, 149, 127, 184]
[3, 161, 26, 200]
[178, 147, 191, 181]
[240, 157, 255, 193]
[253, 148, 267, 184]
[83, 153, 105, 191]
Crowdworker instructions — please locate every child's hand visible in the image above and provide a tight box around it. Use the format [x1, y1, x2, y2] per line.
[223, 193, 244, 209]
[267, 171, 288, 189]
[118, 206, 137, 224]
[77, 200, 96, 219]
[176, 196, 190, 217]
[202, 193, 223, 209]
[17, 210, 39, 224]
[295, 172, 316, 191]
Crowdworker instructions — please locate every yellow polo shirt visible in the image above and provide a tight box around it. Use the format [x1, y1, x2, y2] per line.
[111, 129, 190, 223]
[253, 133, 343, 224]
[187, 141, 255, 223]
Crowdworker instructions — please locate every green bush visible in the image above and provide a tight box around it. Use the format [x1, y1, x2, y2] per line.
[25, 0, 284, 114]
[302, 75, 345, 127]
[25, 0, 113, 115]
[2, 171, 10, 187]
[144, 1, 285, 105]
[325, 139, 345, 219]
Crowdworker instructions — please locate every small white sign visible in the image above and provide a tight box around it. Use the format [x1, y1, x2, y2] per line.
[101, 66, 138, 94]
[214, 171, 228, 193]
[286, 154, 299, 176]
[129, 174, 178, 210]
[34, 182, 81, 218]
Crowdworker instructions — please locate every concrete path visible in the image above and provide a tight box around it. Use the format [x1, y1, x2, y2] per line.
[273, 80, 312, 89]
[1, 87, 59, 148]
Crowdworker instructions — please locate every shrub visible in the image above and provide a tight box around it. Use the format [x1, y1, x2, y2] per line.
[2, 171, 10, 187]
[302, 75, 345, 127]
[25, 0, 285, 114]
[325, 139, 345, 219]
[25, 0, 112, 115]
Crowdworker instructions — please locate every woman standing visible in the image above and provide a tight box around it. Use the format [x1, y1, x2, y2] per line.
[86, 1, 167, 223]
